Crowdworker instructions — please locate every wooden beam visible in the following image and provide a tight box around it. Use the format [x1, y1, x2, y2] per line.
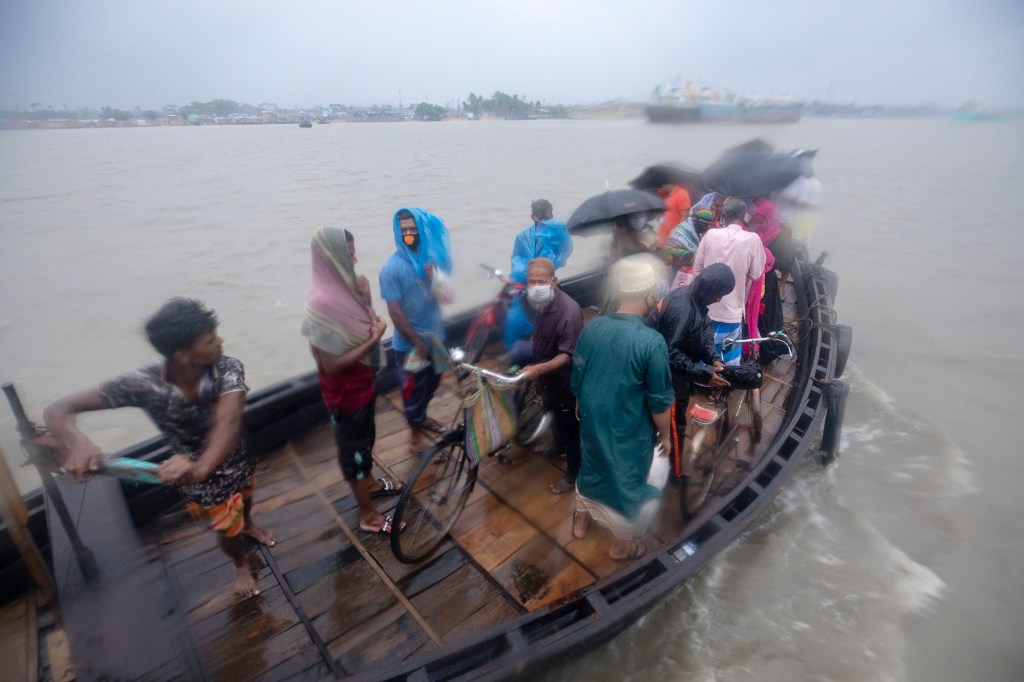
[0, 445, 57, 609]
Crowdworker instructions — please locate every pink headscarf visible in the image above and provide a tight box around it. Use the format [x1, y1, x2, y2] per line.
[300, 227, 382, 365]
[751, 198, 782, 247]
[745, 199, 781, 342]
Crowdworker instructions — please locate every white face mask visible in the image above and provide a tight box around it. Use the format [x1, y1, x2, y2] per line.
[628, 215, 648, 231]
[527, 284, 554, 305]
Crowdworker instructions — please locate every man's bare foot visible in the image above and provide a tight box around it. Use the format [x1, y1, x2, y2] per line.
[243, 522, 276, 547]
[572, 510, 590, 540]
[233, 563, 260, 597]
[608, 539, 646, 561]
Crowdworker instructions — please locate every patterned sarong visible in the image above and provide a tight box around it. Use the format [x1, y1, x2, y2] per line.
[187, 485, 253, 537]
[713, 321, 743, 366]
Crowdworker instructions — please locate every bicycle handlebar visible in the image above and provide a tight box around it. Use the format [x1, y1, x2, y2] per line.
[722, 331, 795, 359]
[449, 347, 527, 385]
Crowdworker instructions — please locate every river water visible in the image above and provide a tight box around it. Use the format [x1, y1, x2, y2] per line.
[2, 118, 1022, 680]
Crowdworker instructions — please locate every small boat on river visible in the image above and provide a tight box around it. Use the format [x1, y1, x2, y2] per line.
[0, 246, 850, 680]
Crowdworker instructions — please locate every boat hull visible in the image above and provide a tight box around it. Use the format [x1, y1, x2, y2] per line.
[1, 247, 846, 681]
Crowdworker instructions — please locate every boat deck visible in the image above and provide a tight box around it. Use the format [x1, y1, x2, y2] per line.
[127, 284, 802, 680]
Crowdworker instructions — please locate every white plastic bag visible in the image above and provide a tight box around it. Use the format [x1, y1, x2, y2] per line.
[646, 444, 670, 490]
[636, 444, 669, 532]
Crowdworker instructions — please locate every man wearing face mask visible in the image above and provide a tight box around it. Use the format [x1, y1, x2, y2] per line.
[570, 256, 675, 560]
[380, 207, 454, 453]
[504, 200, 574, 366]
[516, 258, 584, 495]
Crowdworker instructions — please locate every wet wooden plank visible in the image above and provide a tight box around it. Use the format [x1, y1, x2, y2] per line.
[251, 648, 330, 682]
[285, 545, 363, 594]
[191, 583, 292, 647]
[296, 561, 393, 621]
[396, 546, 466, 598]
[412, 563, 509, 637]
[489, 533, 594, 611]
[200, 587, 300, 661]
[452, 493, 537, 572]
[322, 600, 406, 661]
[442, 593, 522, 641]
[180, 562, 275, 615]
[270, 521, 350, 574]
[0, 593, 36, 682]
[308, 576, 399, 648]
[334, 612, 429, 674]
[207, 622, 317, 682]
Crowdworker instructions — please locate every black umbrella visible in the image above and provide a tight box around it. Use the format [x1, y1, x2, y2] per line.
[628, 162, 705, 197]
[567, 189, 667, 234]
[703, 148, 807, 201]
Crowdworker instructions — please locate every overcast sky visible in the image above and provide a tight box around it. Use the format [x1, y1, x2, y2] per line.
[2, 0, 1022, 111]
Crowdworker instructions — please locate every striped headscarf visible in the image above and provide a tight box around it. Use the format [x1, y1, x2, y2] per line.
[662, 219, 700, 257]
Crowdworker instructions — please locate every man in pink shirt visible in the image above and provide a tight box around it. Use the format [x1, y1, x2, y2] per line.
[692, 197, 766, 365]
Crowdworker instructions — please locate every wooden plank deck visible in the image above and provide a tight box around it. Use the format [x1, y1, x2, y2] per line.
[128, 281, 801, 680]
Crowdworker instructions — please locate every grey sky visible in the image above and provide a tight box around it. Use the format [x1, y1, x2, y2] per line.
[2, 0, 1022, 111]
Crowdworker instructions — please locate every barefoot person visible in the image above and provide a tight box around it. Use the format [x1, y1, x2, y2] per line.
[302, 227, 402, 535]
[44, 298, 273, 597]
[570, 257, 674, 560]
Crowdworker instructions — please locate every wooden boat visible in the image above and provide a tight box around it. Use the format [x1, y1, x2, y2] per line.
[0, 247, 850, 681]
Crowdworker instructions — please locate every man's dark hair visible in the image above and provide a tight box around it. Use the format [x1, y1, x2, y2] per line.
[531, 199, 553, 220]
[344, 228, 354, 242]
[722, 197, 747, 223]
[145, 298, 218, 359]
[396, 209, 415, 222]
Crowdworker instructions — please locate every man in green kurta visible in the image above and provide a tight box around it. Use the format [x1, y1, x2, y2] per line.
[570, 257, 674, 560]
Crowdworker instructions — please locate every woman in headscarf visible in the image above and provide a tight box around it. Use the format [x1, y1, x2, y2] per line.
[301, 227, 400, 535]
[660, 210, 711, 291]
[653, 264, 735, 497]
[745, 199, 782, 355]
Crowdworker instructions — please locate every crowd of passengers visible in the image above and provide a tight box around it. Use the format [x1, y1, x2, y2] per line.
[42, 170, 820, 595]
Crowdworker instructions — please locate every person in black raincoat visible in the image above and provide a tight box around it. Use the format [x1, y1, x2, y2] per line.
[654, 263, 735, 485]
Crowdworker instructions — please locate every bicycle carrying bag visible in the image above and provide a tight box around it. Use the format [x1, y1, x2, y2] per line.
[719, 363, 764, 390]
[463, 379, 518, 463]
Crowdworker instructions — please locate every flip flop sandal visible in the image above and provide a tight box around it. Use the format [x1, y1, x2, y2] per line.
[360, 514, 402, 535]
[370, 477, 405, 499]
[610, 541, 647, 562]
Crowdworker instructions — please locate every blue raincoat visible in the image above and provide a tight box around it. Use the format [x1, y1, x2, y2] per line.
[505, 219, 574, 349]
[508, 219, 573, 285]
[392, 207, 454, 277]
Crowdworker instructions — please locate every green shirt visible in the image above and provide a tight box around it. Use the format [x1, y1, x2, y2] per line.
[571, 313, 675, 520]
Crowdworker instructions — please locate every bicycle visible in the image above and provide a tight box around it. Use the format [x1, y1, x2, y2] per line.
[390, 348, 551, 563]
[682, 331, 795, 518]
[462, 263, 521, 365]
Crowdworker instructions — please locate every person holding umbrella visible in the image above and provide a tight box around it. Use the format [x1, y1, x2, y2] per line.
[650, 172, 692, 246]
[628, 163, 700, 246]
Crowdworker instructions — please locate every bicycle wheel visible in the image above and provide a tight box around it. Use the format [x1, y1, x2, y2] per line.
[514, 382, 552, 446]
[391, 430, 476, 563]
